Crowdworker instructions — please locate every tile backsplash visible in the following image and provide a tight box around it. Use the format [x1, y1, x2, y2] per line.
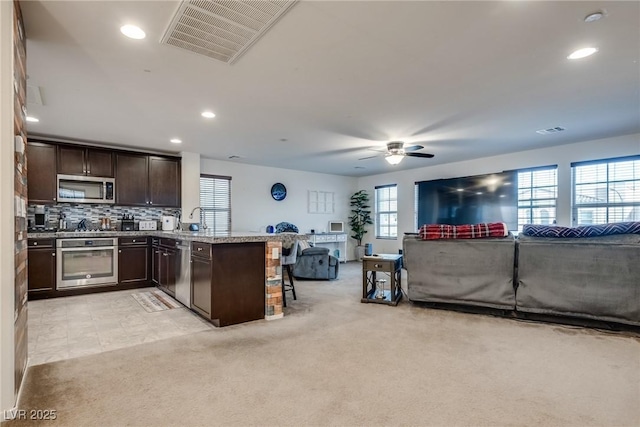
[27, 203, 181, 230]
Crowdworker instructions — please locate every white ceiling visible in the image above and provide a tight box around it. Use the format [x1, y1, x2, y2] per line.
[21, 1, 640, 177]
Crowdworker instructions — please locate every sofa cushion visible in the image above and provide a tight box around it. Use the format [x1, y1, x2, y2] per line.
[302, 246, 330, 256]
[296, 240, 311, 256]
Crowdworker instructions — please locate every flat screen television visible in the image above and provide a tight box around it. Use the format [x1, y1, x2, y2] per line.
[416, 171, 518, 231]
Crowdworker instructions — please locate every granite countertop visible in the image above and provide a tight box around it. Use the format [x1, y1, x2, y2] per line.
[27, 230, 304, 245]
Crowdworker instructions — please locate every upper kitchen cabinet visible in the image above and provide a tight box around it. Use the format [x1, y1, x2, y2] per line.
[149, 156, 181, 207]
[115, 153, 181, 207]
[115, 153, 149, 206]
[58, 145, 114, 177]
[27, 141, 57, 204]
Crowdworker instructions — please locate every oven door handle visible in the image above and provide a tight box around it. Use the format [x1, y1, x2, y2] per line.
[58, 246, 116, 253]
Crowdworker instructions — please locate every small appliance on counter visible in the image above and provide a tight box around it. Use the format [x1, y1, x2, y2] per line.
[162, 215, 176, 231]
[100, 217, 112, 230]
[34, 205, 48, 229]
[139, 220, 157, 231]
[121, 214, 135, 231]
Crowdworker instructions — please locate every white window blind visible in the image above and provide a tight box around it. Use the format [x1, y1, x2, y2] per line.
[517, 166, 558, 230]
[199, 175, 231, 233]
[572, 156, 640, 225]
[375, 184, 397, 239]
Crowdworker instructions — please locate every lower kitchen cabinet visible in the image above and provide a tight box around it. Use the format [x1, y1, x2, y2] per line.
[118, 237, 150, 284]
[190, 242, 265, 327]
[152, 238, 177, 297]
[191, 251, 212, 317]
[28, 239, 56, 293]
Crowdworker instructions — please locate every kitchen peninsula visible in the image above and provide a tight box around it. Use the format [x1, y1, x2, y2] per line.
[27, 230, 300, 326]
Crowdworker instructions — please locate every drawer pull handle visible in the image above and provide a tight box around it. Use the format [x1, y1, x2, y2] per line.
[33, 242, 37, 246]
[197, 247, 203, 251]
[375, 264, 382, 268]
[132, 239, 136, 243]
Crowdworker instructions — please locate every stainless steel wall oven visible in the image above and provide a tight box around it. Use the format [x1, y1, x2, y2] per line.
[57, 238, 118, 289]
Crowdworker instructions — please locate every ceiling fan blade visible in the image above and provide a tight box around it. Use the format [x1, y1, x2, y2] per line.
[403, 144, 424, 152]
[405, 152, 435, 158]
[358, 155, 379, 160]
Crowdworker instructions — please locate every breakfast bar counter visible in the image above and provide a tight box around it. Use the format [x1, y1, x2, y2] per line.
[27, 230, 303, 325]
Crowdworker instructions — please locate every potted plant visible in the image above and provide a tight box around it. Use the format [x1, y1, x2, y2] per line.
[348, 190, 373, 260]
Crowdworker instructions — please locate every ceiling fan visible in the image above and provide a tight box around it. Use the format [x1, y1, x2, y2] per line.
[358, 141, 435, 165]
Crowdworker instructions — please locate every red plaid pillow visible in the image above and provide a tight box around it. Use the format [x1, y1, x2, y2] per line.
[419, 223, 508, 240]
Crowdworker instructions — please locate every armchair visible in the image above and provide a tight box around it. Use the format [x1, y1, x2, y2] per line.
[292, 240, 339, 280]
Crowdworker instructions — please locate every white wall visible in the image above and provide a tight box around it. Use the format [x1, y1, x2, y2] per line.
[180, 151, 201, 221]
[200, 158, 358, 254]
[0, 0, 16, 412]
[357, 133, 640, 254]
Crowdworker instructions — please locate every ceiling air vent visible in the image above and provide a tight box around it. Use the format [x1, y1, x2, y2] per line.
[536, 126, 566, 135]
[161, 0, 298, 64]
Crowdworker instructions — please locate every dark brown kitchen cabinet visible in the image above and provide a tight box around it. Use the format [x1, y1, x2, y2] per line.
[190, 242, 265, 327]
[115, 154, 180, 207]
[152, 238, 177, 297]
[27, 141, 57, 204]
[28, 239, 56, 293]
[118, 237, 150, 285]
[115, 153, 149, 206]
[58, 145, 114, 177]
[149, 156, 180, 207]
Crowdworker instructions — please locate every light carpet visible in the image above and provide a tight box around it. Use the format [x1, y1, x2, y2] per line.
[4, 263, 640, 427]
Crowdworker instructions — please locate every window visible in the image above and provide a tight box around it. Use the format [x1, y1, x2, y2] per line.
[199, 175, 231, 233]
[572, 156, 640, 225]
[375, 184, 397, 239]
[517, 166, 558, 230]
[414, 183, 419, 232]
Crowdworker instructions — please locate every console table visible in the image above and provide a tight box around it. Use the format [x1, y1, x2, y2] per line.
[308, 233, 347, 262]
[361, 254, 402, 306]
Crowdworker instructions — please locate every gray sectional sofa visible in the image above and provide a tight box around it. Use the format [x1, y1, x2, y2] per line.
[403, 235, 517, 310]
[403, 233, 640, 326]
[516, 233, 640, 326]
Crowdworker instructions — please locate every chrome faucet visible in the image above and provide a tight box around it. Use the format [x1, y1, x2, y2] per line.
[188, 207, 208, 230]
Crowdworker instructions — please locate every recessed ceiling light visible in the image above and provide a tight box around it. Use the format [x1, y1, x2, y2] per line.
[567, 47, 598, 60]
[26, 116, 39, 122]
[476, 192, 483, 195]
[456, 188, 464, 192]
[120, 25, 146, 40]
[201, 111, 216, 119]
[584, 11, 604, 23]
[170, 138, 182, 144]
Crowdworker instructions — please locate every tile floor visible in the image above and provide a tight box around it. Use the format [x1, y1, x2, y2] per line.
[27, 288, 213, 366]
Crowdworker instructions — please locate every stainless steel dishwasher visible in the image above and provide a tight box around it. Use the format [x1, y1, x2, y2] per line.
[175, 240, 191, 308]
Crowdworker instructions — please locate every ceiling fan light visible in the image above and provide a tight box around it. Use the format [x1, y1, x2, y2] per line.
[385, 154, 404, 165]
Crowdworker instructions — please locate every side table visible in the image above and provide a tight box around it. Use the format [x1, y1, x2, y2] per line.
[361, 254, 402, 306]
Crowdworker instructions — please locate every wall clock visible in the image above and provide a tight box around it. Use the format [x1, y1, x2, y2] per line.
[271, 183, 287, 201]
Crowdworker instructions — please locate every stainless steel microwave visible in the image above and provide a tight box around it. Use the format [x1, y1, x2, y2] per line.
[57, 174, 115, 204]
